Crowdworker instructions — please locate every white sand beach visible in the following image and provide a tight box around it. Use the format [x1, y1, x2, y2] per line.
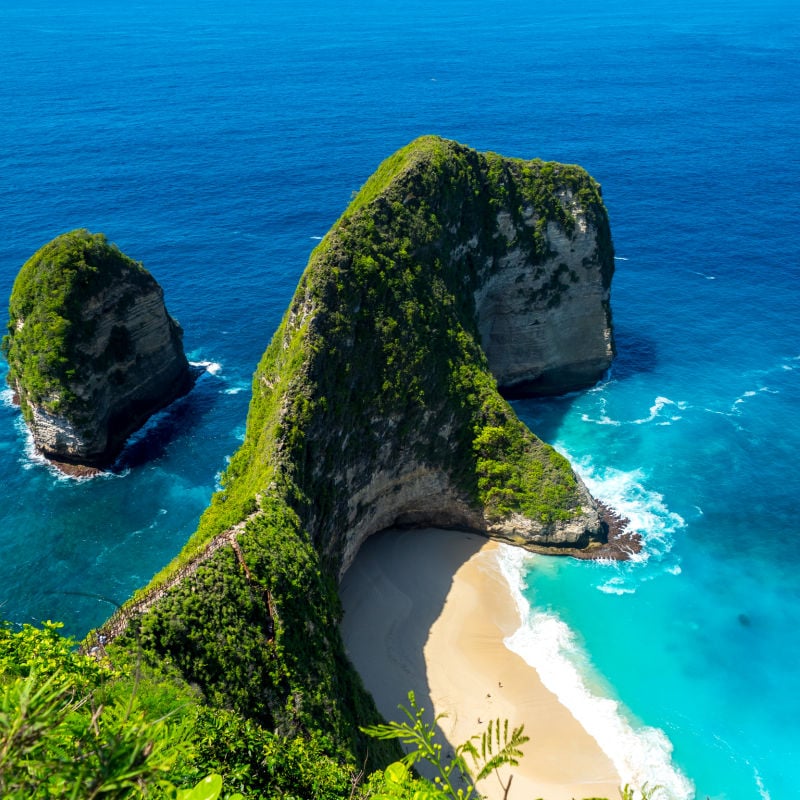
[339, 527, 620, 800]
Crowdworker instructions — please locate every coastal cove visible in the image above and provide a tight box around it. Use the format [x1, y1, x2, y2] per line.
[2, 1, 799, 799]
[340, 528, 623, 800]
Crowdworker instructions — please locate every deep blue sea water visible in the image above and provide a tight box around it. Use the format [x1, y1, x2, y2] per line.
[1, 1, 798, 798]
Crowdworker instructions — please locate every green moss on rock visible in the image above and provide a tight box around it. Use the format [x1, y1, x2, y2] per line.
[191, 135, 610, 568]
[3, 230, 152, 414]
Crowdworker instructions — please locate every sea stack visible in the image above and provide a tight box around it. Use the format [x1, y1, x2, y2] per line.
[2, 229, 194, 472]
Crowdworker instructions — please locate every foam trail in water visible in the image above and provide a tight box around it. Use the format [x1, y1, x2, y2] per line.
[569, 457, 685, 566]
[632, 396, 687, 425]
[752, 766, 771, 800]
[580, 396, 687, 428]
[580, 396, 621, 426]
[497, 545, 694, 800]
[731, 390, 757, 413]
[191, 359, 223, 376]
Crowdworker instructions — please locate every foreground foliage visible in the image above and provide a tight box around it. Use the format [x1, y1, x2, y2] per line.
[0, 621, 367, 798]
[362, 691, 528, 800]
[0, 621, 193, 798]
[2, 622, 665, 800]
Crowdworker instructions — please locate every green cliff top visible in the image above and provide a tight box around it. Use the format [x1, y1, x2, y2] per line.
[2, 229, 154, 416]
[188, 135, 608, 563]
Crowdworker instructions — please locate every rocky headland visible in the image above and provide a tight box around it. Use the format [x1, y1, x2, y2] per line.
[95, 137, 626, 760]
[245, 134, 618, 573]
[2, 229, 194, 472]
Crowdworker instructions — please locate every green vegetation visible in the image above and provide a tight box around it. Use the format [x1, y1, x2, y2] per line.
[83, 136, 615, 795]
[2, 621, 662, 799]
[0, 620, 378, 799]
[115, 135, 610, 609]
[2, 229, 155, 420]
[362, 691, 528, 800]
[120, 503, 397, 770]
[0, 620, 195, 798]
[173, 135, 607, 567]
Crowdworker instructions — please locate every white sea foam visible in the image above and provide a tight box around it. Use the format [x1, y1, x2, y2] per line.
[753, 766, 771, 800]
[597, 575, 636, 595]
[14, 416, 116, 482]
[496, 545, 694, 800]
[581, 412, 621, 426]
[12, 362, 209, 478]
[614, 256, 629, 261]
[582, 396, 687, 428]
[191, 360, 223, 376]
[732, 390, 756, 410]
[633, 396, 686, 425]
[570, 458, 685, 564]
[580, 397, 621, 426]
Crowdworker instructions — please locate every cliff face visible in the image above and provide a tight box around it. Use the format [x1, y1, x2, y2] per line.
[476, 210, 614, 397]
[3, 229, 193, 469]
[103, 137, 617, 754]
[221, 136, 615, 574]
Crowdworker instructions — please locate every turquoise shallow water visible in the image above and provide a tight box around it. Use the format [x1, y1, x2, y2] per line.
[1, 1, 798, 797]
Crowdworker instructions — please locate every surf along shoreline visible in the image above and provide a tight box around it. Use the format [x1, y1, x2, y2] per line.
[340, 527, 627, 800]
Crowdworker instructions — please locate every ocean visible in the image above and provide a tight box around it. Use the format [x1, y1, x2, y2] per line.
[1, 1, 797, 798]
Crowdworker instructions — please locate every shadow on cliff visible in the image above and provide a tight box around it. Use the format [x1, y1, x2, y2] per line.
[110, 366, 221, 472]
[510, 326, 659, 444]
[338, 528, 485, 789]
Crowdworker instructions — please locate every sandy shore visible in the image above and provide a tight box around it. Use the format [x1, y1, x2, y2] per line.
[339, 528, 620, 800]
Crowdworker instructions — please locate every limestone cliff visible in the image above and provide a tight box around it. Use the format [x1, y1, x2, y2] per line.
[217, 135, 615, 574]
[2, 229, 194, 470]
[100, 136, 618, 755]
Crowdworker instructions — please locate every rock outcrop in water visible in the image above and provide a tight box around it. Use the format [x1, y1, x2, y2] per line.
[2, 229, 194, 471]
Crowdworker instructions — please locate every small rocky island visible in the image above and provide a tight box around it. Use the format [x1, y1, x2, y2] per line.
[2, 229, 194, 473]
